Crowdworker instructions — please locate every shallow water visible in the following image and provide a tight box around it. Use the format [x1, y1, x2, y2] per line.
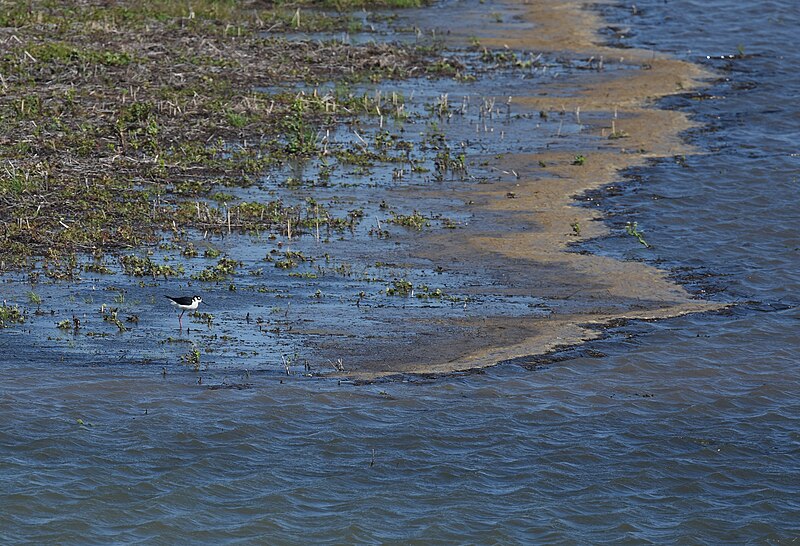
[3, 0, 800, 542]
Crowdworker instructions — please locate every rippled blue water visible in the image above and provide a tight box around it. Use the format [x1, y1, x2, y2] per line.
[3, 0, 800, 542]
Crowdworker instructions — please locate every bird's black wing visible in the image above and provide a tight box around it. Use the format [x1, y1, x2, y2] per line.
[166, 295, 194, 305]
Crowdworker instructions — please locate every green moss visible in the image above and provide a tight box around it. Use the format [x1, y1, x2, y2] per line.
[226, 111, 249, 128]
[27, 42, 132, 67]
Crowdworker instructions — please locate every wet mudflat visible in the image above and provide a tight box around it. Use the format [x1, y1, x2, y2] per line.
[0, 0, 717, 376]
[2, 0, 799, 542]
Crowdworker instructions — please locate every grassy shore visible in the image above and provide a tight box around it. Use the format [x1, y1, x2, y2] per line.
[0, 0, 458, 275]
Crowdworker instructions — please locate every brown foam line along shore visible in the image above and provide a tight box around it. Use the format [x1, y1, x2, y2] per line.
[349, 0, 726, 378]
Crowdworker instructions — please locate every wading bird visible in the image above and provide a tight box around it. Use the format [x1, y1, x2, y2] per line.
[165, 295, 202, 329]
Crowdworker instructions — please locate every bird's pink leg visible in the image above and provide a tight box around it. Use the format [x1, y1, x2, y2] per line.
[179, 310, 185, 329]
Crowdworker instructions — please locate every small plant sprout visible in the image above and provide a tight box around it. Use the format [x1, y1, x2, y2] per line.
[28, 291, 42, 306]
[101, 306, 127, 332]
[609, 120, 629, 139]
[572, 155, 586, 166]
[182, 347, 201, 371]
[625, 221, 651, 248]
[57, 319, 72, 330]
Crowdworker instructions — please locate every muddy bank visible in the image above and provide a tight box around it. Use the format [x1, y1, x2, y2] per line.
[306, 0, 726, 377]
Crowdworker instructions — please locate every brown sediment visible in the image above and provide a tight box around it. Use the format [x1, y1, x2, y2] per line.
[350, 0, 725, 378]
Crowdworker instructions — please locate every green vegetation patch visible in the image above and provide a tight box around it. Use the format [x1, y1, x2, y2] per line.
[192, 257, 241, 282]
[388, 211, 429, 230]
[0, 303, 25, 328]
[0, 0, 456, 271]
[386, 278, 413, 296]
[120, 255, 182, 278]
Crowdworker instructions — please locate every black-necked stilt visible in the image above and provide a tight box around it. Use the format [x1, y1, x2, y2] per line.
[165, 295, 202, 329]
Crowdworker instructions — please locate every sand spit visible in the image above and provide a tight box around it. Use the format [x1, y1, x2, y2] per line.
[350, 0, 725, 378]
